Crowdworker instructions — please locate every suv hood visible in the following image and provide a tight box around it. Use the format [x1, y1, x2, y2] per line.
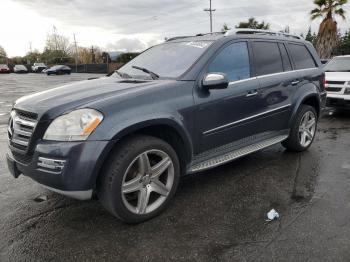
[325, 71, 350, 82]
[14, 77, 167, 119]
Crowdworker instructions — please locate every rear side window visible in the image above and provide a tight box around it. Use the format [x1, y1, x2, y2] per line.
[288, 44, 316, 69]
[252, 42, 284, 76]
[279, 43, 292, 71]
[208, 42, 251, 82]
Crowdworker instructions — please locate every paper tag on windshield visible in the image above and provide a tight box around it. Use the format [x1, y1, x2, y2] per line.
[185, 41, 210, 49]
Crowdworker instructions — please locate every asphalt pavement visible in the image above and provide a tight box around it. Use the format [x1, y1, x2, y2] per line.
[0, 73, 350, 262]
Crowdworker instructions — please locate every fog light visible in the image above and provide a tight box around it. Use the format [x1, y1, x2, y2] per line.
[37, 157, 66, 174]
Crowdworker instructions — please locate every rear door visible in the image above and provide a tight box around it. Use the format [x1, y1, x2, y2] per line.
[250, 40, 299, 133]
[287, 42, 319, 85]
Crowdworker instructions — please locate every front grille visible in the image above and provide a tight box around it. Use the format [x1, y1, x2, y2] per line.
[15, 109, 38, 121]
[326, 87, 342, 92]
[8, 110, 38, 153]
[327, 80, 346, 85]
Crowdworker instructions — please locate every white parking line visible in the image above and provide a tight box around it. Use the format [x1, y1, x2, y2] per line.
[0, 113, 8, 116]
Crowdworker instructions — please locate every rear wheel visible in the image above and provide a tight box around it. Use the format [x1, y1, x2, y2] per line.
[282, 105, 317, 152]
[97, 135, 180, 223]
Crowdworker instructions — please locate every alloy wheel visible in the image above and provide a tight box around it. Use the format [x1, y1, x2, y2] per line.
[121, 149, 174, 215]
[298, 111, 316, 147]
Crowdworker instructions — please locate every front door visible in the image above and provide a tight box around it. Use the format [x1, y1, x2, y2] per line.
[194, 41, 263, 153]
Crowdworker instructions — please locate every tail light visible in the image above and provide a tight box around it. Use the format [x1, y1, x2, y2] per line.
[321, 74, 326, 90]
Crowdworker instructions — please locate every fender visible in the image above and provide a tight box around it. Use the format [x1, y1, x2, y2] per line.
[112, 116, 193, 158]
[289, 82, 321, 128]
[89, 114, 194, 187]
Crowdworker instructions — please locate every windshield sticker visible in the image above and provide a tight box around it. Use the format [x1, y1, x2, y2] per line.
[185, 41, 210, 49]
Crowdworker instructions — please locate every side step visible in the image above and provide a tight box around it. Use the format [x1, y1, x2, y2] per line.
[188, 135, 288, 173]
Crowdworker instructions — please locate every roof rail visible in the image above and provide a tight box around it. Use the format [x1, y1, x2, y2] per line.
[225, 28, 302, 40]
[195, 32, 224, 37]
[165, 36, 193, 42]
[166, 32, 225, 42]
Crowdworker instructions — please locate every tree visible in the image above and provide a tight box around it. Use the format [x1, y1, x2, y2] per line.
[42, 27, 73, 63]
[334, 30, 350, 55]
[24, 50, 41, 64]
[310, 0, 348, 58]
[305, 27, 318, 46]
[235, 17, 270, 30]
[78, 46, 104, 64]
[116, 53, 139, 64]
[221, 23, 230, 33]
[0, 45, 7, 64]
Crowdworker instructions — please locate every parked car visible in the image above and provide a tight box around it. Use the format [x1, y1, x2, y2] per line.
[31, 62, 47, 73]
[46, 65, 71, 75]
[0, 64, 10, 73]
[6, 29, 326, 223]
[324, 55, 350, 109]
[13, 65, 28, 73]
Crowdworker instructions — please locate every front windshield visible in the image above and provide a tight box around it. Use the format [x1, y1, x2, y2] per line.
[324, 57, 350, 72]
[116, 41, 213, 79]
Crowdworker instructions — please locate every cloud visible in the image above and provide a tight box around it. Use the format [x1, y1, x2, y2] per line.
[106, 38, 147, 52]
[3, 0, 349, 56]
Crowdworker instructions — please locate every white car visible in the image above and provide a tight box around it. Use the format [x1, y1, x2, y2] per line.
[13, 65, 28, 73]
[31, 62, 47, 72]
[324, 55, 350, 108]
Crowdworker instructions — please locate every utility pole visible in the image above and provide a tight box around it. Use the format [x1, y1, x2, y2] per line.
[73, 34, 78, 73]
[204, 0, 216, 33]
[90, 46, 96, 64]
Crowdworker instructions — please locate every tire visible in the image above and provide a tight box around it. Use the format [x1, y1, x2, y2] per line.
[97, 135, 180, 223]
[282, 105, 318, 152]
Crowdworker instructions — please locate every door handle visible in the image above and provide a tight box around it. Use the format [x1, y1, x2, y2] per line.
[246, 91, 258, 97]
[291, 80, 301, 86]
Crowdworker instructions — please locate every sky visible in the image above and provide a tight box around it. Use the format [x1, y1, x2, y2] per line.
[1, 0, 349, 57]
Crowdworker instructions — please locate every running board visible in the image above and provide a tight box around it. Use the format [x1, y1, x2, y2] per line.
[188, 135, 288, 173]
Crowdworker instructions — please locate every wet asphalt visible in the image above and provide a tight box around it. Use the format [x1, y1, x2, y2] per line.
[0, 73, 350, 262]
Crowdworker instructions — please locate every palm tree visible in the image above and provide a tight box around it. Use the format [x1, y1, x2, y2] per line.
[311, 0, 347, 58]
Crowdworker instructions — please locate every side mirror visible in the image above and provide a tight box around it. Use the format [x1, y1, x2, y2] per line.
[202, 73, 229, 90]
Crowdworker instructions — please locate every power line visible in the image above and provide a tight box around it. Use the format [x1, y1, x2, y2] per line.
[204, 0, 216, 33]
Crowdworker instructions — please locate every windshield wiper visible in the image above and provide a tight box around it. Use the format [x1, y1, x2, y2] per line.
[114, 70, 132, 79]
[132, 66, 159, 80]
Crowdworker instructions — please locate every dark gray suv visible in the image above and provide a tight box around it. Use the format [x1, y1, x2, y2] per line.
[7, 29, 327, 223]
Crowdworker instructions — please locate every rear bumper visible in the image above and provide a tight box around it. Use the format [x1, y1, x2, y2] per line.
[7, 140, 113, 200]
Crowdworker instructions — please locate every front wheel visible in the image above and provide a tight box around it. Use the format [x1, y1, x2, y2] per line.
[97, 135, 180, 223]
[282, 105, 318, 152]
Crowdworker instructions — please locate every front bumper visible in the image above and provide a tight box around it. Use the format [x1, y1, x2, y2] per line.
[326, 93, 350, 108]
[7, 140, 112, 200]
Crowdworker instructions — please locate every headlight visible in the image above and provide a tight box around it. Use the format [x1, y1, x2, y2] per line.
[43, 109, 103, 141]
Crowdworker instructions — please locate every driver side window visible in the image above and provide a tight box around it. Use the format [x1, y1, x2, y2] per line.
[208, 42, 251, 82]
